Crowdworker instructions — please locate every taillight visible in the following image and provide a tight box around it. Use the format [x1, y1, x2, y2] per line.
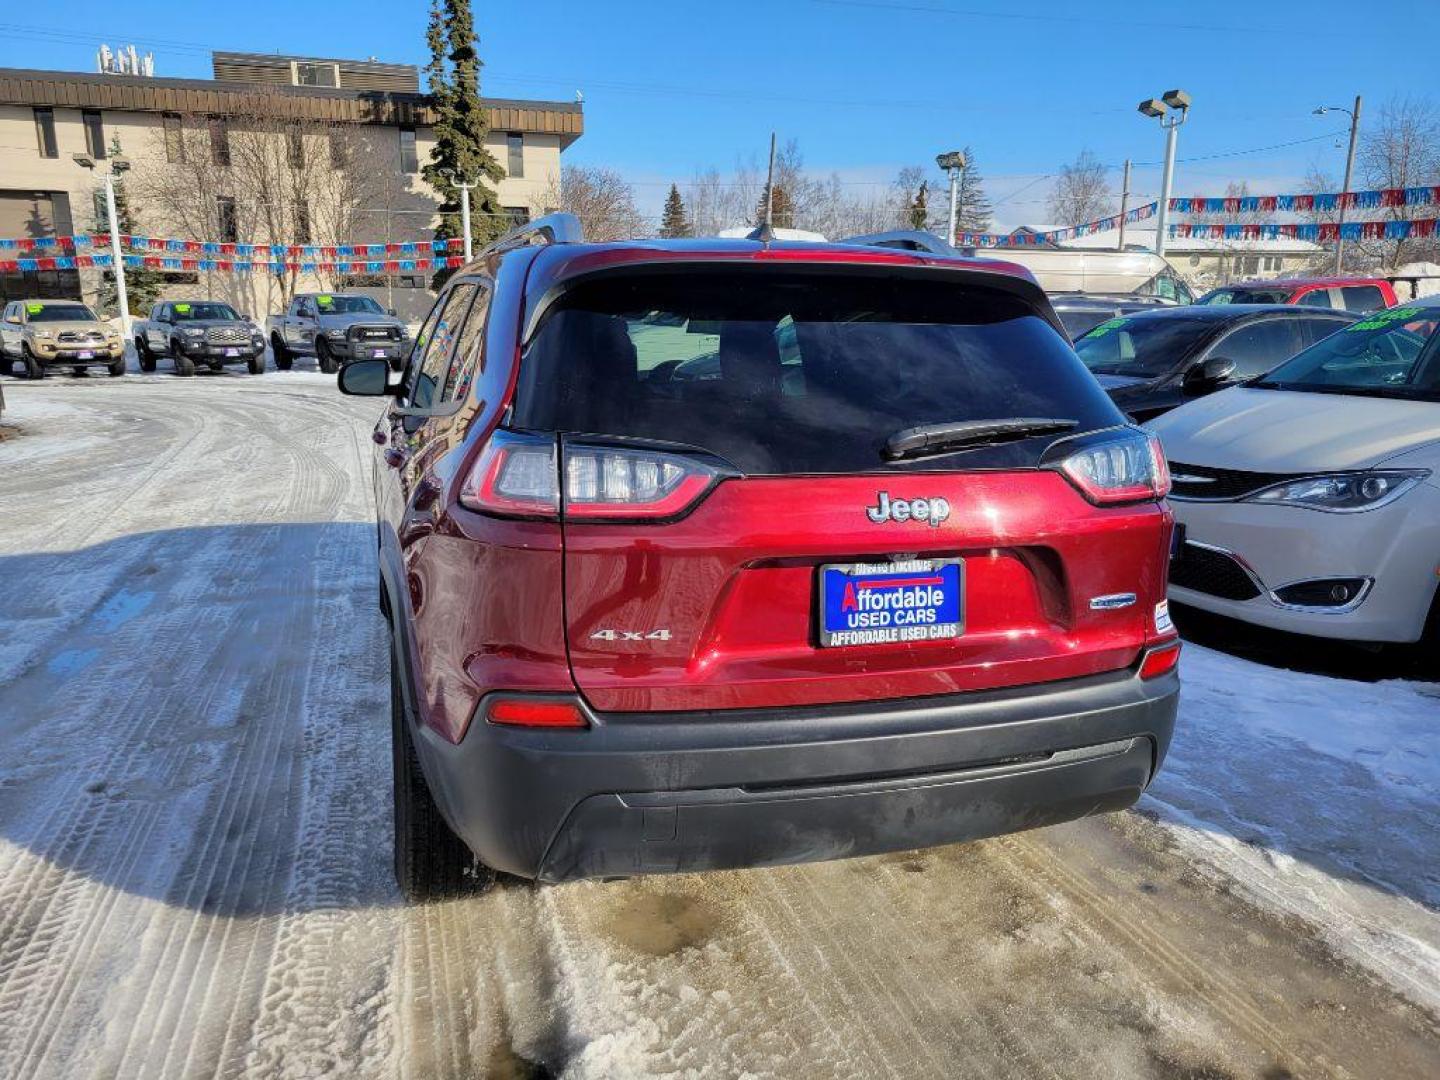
[486, 696, 589, 728]
[458, 431, 722, 522]
[1138, 642, 1181, 680]
[1054, 429, 1170, 505]
[563, 444, 719, 520]
[459, 430, 559, 517]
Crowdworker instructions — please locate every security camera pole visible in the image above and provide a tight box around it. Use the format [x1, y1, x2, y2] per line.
[935, 150, 967, 248]
[73, 152, 132, 338]
[1138, 90, 1191, 257]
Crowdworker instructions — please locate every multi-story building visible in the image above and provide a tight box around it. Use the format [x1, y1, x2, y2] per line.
[0, 52, 582, 318]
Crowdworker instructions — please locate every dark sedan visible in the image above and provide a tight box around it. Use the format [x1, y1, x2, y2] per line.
[1049, 293, 1174, 340]
[1071, 304, 1357, 422]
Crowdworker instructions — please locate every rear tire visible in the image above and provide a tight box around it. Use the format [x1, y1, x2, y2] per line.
[247, 353, 265, 375]
[317, 339, 338, 375]
[136, 338, 156, 372]
[271, 335, 293, 371]
[391, 638, 492, 902]
[172, 348, 195, 377]
[21, 345, 42, 380]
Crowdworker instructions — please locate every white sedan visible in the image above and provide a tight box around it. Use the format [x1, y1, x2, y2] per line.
[1148, 298, 1440, 644]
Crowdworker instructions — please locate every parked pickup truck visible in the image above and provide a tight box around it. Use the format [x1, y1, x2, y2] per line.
[134, 300, 267, 376]
[2, 299, 125, 378]
[266, 293, 409, 374]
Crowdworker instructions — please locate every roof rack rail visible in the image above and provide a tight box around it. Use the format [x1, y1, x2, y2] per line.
[840, 229, 958, 255]
[480, 211, 584, 258]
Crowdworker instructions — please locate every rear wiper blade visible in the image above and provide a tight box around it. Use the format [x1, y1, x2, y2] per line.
[883, 417, 1079, 461]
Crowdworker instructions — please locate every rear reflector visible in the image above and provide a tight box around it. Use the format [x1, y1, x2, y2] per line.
[1055, 430, 1171, 505]
[486, 698, 588, 728]
[1138, 642, 1181, 680]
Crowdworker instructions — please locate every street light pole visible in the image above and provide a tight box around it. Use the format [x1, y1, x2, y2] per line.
[1337, 96, 1362, 274]
[1118, 159, 1131, 252]
[1139, 91, 1191, 259]
[935, 150, 967, 248]
[102, 171, 130, 339]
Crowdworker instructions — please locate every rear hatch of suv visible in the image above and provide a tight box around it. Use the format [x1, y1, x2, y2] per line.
[488, 260, 1171, 713]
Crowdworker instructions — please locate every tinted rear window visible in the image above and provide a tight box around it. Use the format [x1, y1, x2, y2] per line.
[514, 269, 1123, 474]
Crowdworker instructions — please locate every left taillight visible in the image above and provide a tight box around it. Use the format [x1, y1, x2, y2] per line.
[1053, 429, 1170, 505]
[459, 431, 722, 522]
[486, 696, 588, 728]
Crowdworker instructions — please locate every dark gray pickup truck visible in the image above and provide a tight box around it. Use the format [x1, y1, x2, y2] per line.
[266, 293, 410, 374]
[135, 301, 267, 376]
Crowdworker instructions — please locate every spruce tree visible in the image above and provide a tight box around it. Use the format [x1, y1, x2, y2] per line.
[908, 181, 928, 230]
[755, 183, 795, 229]
[422, 0, 506, 288]
[94, 134, 162, 316]
[954, 146, 993, 233]
[659, 184, 691, 238]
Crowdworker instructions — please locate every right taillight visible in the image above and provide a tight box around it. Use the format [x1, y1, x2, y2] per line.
[1054, 429, 1170, 505]
[1139, 642, 1181, 679]
[459, 431, 723, 522]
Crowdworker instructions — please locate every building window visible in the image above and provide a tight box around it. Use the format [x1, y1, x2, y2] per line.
[502, 206, 530, 229]
[33, 107, 57, 158]
[295, 61, 338, 87]
[398, 127, 418, 174]
[210, 118, 231, 166]
[398, 274, 427, 289]
[163, 113, 185, 163]
[287, 127, 304, 168]
[217, 196, 238, 243]
[295, 201, 311, 244]
[506, 132, 523, 178]
[329, 131, 349, 169]
[92, 192, 108, 230]
[83, 110, 106, 159]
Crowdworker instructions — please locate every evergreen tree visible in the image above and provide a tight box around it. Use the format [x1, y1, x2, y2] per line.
[659, 184, 691, 238]
[954, 146, 993, 233]
[908, 180, 929, 230]
[94, 134, 162, 316]
[422, 0, 506, 288]
[755, 183, 795, 229]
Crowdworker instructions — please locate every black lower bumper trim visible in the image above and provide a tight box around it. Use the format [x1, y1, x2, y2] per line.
[410, 666, 1179, 882]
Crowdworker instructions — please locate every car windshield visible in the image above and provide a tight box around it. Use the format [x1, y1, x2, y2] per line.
[27, 304, 97, 322]
[171, 303, 240, 321]
[1251, 305, 1440, 401]
[1072, 315, 1214, 378]
[1198, 287, 1291, 305]
[1057, 307, 1116, 339]
[515, 268, 1123, 474]
[316, 295, 383, 315]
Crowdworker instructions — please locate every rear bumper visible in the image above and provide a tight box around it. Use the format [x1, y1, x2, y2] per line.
[413, 666, 1179, 882]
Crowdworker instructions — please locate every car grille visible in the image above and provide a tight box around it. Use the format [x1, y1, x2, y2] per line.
[349, 324, 400, 342]
[1167, 461, 1303, 500]
[57, 330, 104, 344]
[1169, 542, 1262, 601]
[205, 326, 249, 344]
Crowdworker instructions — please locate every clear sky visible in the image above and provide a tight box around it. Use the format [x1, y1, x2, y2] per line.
[5, 0, 1439, 227]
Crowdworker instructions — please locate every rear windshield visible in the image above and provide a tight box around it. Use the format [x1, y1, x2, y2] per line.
[1074, 315, 1214, 378]
[514, 268, 1123, 474]
[1198, 287, 1290, 305]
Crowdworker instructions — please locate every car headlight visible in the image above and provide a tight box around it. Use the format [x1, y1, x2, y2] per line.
[325, 328, 347, 340]
[1246, 470, 1429, 513]
[182, 327, 205, 337]
[34, 330, 53, 340]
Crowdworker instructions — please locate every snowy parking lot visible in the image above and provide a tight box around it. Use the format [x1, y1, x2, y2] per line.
[0, 372, 1436, 1079]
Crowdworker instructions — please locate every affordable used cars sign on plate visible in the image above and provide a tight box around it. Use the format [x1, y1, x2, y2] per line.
[818, 559, 963, 647]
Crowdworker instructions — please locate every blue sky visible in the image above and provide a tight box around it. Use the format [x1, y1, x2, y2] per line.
[5, 0, 1439, 227]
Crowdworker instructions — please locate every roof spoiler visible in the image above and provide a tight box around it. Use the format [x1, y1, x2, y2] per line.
[840, 230, 961, 256]
[479, 212, 584, 260]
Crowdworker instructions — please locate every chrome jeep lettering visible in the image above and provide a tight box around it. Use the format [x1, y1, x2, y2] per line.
[865, 491, 951, 527]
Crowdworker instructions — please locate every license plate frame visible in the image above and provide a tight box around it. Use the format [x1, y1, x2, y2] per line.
[371, 348, 388, 359]
[76, 350, 94, 359]
[816, 558, 964, 648]
[224, 347, 240, 357]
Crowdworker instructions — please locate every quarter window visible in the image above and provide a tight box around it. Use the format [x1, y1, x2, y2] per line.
[1297, 289, 1335, 308]
[1340, 285, 1386, 313]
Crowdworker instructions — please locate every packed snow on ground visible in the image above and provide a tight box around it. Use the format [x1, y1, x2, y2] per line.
[1148, 643, 1440, 1012]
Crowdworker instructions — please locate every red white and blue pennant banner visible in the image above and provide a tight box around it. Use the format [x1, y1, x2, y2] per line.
[1169, 219, 1439, 242]
[0, 252, 469, 274]
[0, 233, 468, 257]
[1169, 185, 1440, 215]
[959, 202, 1157, 248]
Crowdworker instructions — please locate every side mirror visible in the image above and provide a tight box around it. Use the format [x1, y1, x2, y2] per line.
[337, 358, 396, 397]
[387, 307, 397, 317]
[1187, 355, 1236, 389]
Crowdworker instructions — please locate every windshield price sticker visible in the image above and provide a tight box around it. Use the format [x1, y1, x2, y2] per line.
[25, 303, 43, 314]
[1087, 318, 1128, 338]
[819, 559, 963, 647]
[1347, 306, 1419, 332]
[173, 303, 191, 314]
[317, 294, 334, 308]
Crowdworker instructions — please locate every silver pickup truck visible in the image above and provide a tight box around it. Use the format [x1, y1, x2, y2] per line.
[265, 293, 409, 374]
[134, 300, 267, 376]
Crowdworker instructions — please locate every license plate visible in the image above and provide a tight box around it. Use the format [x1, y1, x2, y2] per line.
[225, 347, 240, 357]
[76, 350, 94, 359]
[371, 348, 388, 359]
[818, 558, 963, 648]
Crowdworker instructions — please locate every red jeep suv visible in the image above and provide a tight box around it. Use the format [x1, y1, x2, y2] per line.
[340, 216, 1180, 900]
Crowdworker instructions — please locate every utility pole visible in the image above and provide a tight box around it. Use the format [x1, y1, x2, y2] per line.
[1336, 95, 1362, 274]
[103, 172, 130, 338]
[458, 180, 473, 261]
[936, 150, 967, 247]
[1140, 90, 1191, 258]
[1118, 159, 1131, 252]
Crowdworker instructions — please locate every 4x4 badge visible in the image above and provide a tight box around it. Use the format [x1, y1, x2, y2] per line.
[866, 492, 951, 527]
